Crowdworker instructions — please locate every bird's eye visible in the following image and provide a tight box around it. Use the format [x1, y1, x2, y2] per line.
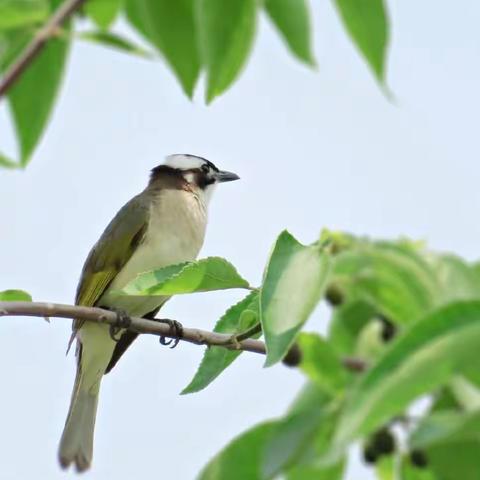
[201, 164, 210, 174]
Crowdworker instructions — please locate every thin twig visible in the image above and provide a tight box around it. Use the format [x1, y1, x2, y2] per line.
[0, 301, 368, 372]
[0, 0, 85, 98]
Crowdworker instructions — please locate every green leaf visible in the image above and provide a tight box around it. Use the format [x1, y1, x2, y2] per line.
[262, 384, 341, 479]
[78, 31, 154, 58]
[286, 461, 344, 480]
[328, 299, 376, 355]
[332, 0, 389, 83]
[0, 0, 48, 30]
[399, 456, 436, 480]
[409, 410, 480, 450]
[297, 333, 348, 396]
[196, 0, 257, 102]
[426, 440, 480, 480]
[332, 241, 439, 325]
[85, 0, 123, 30]
[2, 1, 70, 167]
[199, 422, 276, 480]
[329, 301, 480, 461]
[121, 257, 250, 296]
[125, 0, 200, 97]
[261, 231, 331, 367]
[0, 152, 19, 169]
[375, 455, 395, 480]
[0, 289, 32, 301]
[181, 291, 259, 394]
[264, 0, 315, 65]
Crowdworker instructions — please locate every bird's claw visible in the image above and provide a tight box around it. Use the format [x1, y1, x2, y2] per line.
[108, 309, 132, 342]
[158, 319, 184, 349]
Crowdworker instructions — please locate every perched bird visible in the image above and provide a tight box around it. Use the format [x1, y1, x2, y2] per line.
[58, 154, 239, 472]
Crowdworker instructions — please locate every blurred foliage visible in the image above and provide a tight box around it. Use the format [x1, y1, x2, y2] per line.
[0, 0, 389, 167]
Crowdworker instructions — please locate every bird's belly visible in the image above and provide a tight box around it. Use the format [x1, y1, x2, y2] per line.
[100, 190, 207, 317]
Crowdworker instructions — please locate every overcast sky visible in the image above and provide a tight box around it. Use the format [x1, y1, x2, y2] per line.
[1, 1, 480, 478]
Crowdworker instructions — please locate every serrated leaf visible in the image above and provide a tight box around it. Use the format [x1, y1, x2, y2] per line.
[0, 289, 32, 301]
[199, 422, 276, 480]
[125, 0, 200, 97]
[297, 333, 348, 396]
[328, 301, 480, 462]
[85, 0, 123, 30]
[121, 257, 250, 296]
[261, 231, 331, 367]
[332, 0, 389, 83]
[264, 0, 315, 65]
[78, 31, 154, 58]
[181, 291, 259, 394]
[196, 0, 257, 102]
[0, 0, 48, 30]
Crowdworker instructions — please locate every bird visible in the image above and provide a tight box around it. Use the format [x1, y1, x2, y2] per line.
[58, 154, 239, 472]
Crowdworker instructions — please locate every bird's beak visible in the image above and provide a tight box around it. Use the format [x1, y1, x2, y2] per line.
[215, 170, 240, 183]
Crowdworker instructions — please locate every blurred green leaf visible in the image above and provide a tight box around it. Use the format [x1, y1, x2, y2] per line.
[264, 0, 315, 65]
[125, 0, 200, 97]
[0, 289, 32, 301]
[332, 241, 439, 325]
[297, 333, 348, 395]
[78, 31, 154, 58]
[375, 455, 395, 480]
[0, 152, 19, 168]
[261, 231, 331, 367]
[121, 257, 250, 296]
[328, 299, 376, 355]
[426, 440, 480, 480]
[286, 461, 344, 480]
[399, 456, 436, 480]
[85, 0, 123, 30]
[196, 0, 257, 102]
[199, 421, 276, 480]
[0, 0, 48, 30]
[181, 291, 259, 394]
[410, 409, 480, 450]
[333, 0, 389, 83]
[329, 301, 480, 462]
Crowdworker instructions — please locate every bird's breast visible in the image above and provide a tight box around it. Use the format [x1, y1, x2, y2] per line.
[107, 189, 207, 293]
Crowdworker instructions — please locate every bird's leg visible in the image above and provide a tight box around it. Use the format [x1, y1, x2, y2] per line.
[154, 319, 184, 349]
[105, 308, 132, 342]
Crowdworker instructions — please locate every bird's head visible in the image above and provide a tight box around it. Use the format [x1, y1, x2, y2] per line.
[150, 154, 239, 202]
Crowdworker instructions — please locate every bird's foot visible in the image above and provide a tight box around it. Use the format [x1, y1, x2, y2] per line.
[107, 309, 132, 342]
[155, 319, 184, 349]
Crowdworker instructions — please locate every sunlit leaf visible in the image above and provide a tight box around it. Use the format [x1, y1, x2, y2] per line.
[329, 301, 480, 462]
[182, 291, 259, 394]
[297, 333, 348, 396]
[261, 231, 331, 367]
[0, 0, 48, 30]
[121, 257, 250, 296]
[0, 289, 32, 301]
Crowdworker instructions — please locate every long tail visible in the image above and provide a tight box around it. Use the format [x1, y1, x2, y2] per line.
[58, 357, 100, 472]
[59, 322, 116, 472]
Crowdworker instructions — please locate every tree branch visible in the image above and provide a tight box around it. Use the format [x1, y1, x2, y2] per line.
[0, 301, 367, 372]
[0, 0, 85, 98]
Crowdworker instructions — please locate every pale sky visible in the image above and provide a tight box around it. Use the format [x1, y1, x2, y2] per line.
[1, 1, 480, 478]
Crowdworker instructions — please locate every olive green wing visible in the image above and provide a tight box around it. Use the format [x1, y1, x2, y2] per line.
[73, 193, 150, 332]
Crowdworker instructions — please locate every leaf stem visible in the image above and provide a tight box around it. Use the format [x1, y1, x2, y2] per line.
[0, 0, 85, 98]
